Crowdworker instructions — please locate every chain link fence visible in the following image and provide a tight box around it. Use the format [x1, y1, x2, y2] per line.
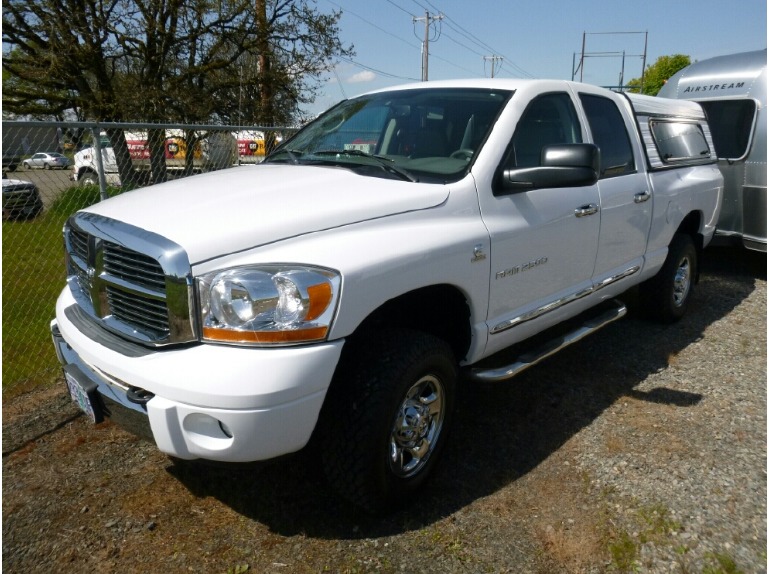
[2, 120, 297, 398]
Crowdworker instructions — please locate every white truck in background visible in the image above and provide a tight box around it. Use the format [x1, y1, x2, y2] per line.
[53, 79, 722, 513]
[71, 130, 238, 186]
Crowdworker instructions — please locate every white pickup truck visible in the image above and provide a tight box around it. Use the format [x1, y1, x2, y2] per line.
[52, 79, 722, 512]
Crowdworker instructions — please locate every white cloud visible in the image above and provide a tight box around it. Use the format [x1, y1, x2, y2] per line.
[348, 70, 376, 83]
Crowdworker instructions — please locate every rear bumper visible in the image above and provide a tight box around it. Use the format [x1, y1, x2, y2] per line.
[52, 288, 344, 462]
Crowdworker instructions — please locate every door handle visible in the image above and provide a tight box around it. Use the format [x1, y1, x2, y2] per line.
[634, 190, 651, 203]
[574, 203, 599, 217]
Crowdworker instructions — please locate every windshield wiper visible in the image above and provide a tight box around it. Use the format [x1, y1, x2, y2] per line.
[311, 149, 417, 182]
[264, 148, 302, 165]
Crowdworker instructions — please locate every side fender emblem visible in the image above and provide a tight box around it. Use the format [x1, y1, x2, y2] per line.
[472, 244, 487, 262]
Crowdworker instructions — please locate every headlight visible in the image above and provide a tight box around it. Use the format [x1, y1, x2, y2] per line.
[198, 265, 340, 345]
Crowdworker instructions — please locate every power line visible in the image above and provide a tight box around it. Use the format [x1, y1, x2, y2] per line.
[384, 0, 417, 17]
[336, 55, 420, 82]
[441, 29, 486, 59]
[422, 1, 536, 78]
[326, 0, 422, 85]
[328, 0, 535, 83]
[328, 0, 420, 51]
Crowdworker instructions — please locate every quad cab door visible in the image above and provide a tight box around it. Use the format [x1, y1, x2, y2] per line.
[577, 90, 652, 290]
[477, 91, 601, 356]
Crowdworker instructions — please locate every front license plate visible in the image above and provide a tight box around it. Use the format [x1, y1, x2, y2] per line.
[64, 367, 103, 423]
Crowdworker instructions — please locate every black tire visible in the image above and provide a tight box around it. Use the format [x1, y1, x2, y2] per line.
[80, 172, 98, 186]
[28, 200, 44, 219]
[641, 233, 697, 323]
[320, 329, 457, 514]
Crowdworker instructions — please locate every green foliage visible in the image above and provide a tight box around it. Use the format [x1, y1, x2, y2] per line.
[47, 184, 124, 217]
[603, 503, 683, 572]
[3, 211, 70, 392]
[703, 552, 744, 574]
[637, 503, 681, 543]
[627, 54, 691, 96]
[608, 530, 639, 572]
[2, 184, 124, 394]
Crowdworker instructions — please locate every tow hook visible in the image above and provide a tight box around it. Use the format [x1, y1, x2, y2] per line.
[126, 387, 155, 406]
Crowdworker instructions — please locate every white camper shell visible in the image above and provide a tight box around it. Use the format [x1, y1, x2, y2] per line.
[658, 49, 767, 252]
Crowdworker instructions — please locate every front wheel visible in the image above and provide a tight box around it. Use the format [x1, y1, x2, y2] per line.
[320, 329, 457, 513]
[641, 233, 697, 323]
[80, 171, 98, 186]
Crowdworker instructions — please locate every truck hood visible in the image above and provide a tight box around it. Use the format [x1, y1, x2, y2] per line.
[83, 164, 449, 263]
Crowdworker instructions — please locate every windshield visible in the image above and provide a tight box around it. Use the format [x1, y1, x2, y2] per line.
[266, 87, 513, 183]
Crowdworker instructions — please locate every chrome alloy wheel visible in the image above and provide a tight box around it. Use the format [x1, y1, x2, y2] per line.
[672, 255, 692, 308]
[389, 374, 446, 478]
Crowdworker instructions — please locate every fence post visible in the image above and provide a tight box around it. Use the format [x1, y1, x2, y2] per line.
[90, 127, 109, 201]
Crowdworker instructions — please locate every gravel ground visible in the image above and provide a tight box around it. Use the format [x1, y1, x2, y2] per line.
[2, 245, 766, 573]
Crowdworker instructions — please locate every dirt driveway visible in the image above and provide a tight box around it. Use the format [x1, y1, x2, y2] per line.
[3, 246, 766, 573]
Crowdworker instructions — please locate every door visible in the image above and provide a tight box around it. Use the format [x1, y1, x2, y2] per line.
[478, 92, 601, 355]
[578, 93, 651, 286]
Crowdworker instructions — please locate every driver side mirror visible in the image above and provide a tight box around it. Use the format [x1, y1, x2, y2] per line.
[497, 143, 600, 193]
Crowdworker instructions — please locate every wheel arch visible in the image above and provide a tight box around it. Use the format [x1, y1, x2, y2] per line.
[77, 166, 97, 178]
[346, 284, 473, 364]
[675, 210, 705, 281]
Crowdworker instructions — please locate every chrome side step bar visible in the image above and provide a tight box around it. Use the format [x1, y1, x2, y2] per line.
[466, 300, 627, 383]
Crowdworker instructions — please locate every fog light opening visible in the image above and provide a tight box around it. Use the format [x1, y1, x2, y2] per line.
[182, 413, 235, 449]
[219, 420, 233, 438]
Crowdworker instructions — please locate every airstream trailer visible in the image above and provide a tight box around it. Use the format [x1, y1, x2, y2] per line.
[658, 49, 767, 252]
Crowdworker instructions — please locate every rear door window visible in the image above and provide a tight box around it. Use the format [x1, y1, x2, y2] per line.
[579, 94, 636, 178]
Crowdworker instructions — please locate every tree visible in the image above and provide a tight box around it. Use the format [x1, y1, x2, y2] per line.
[3, 0, 353, 181]
[627, 54, 691, 96]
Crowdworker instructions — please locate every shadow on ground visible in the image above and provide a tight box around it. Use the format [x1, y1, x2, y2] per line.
[133, 246, 768, 538]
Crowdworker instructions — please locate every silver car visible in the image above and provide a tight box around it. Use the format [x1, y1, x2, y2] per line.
[22, 152, 71, 170]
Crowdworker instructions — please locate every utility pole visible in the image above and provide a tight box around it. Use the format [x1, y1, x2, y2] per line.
[483, 55, 504, 78]
[413, 11, 443, 81]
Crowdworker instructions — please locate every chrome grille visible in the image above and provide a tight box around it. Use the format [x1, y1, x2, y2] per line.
[106, 286, 170, 335]
[69, 227, 89, 262]
[64, 212, 194, 346]
[103, 243, 166, 291]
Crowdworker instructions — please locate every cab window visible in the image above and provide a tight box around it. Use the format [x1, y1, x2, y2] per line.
[505, 93, 583, 169]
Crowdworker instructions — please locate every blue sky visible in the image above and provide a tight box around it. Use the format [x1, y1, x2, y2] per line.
[305, 0, 767, 115]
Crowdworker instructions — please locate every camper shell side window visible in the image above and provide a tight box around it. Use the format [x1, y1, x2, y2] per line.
[649, 120, 712, 165]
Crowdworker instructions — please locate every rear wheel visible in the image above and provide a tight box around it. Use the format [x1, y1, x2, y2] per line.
[641, 233, 697, 323]
[320, 329, 457, 513]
